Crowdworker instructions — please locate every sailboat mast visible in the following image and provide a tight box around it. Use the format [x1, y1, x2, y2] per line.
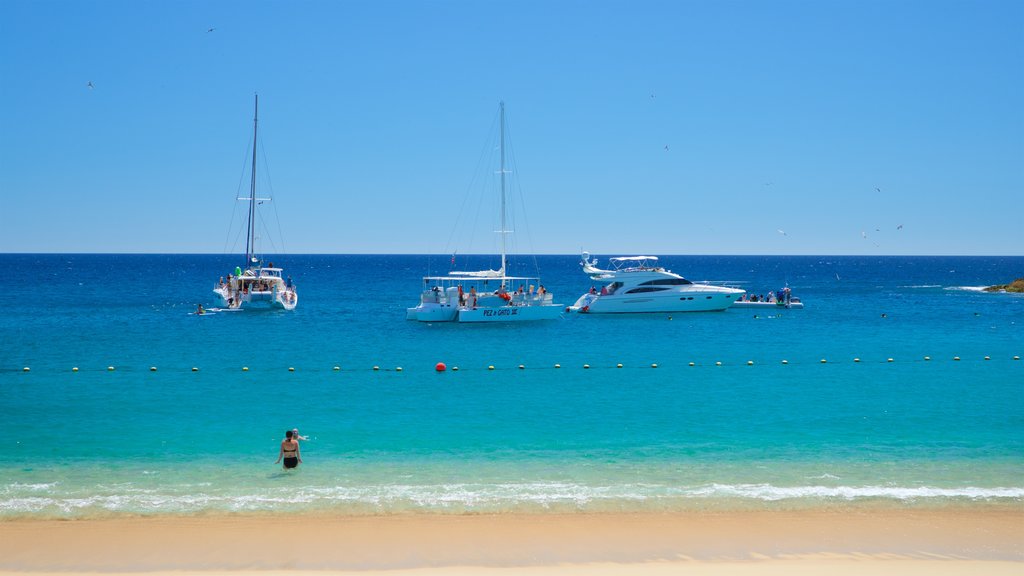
[499, 101, 507, 285]
[245, 94, 259, 267]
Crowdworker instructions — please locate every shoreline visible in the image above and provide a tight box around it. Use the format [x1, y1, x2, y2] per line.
[1, 508, 1021, 574]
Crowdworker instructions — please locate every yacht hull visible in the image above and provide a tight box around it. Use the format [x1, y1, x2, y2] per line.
[457, 305, 563, 322]
[571, 291, 739, 313]
[213, 287, 298, 311]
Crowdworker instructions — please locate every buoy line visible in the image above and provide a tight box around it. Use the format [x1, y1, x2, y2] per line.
[9, 354, 1021, 374]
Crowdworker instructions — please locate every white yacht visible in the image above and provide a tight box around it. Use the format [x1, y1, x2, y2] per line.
[407, 102, 561, 323]
[568, 252, 744, 314]
[212, 95, 297, 311]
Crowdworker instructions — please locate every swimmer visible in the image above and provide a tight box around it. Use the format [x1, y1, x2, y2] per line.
[275, 430, 301, 470]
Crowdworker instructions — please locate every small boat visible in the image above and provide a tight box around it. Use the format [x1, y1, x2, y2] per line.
[407, 102, 561, 323]
[212, 95, 297, 311]
[731, 288, 803, 310]
[568, 253, 744, 314]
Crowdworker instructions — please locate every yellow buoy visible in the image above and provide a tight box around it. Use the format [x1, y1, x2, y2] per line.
[22, 367, 29, 372]
[854, 358, 861, 363]
[953, 356, 961, 361]
[781, 360, 788, 365]
[715, 361, 722, 366]
[924, 356, 931, 361]
[396, 367, 403, 372]
[688, 362, 695, 367]
[519, 364, 525, 370]
[107, 366, 115, 371]
[452, 366, 459, 371]
[373, 366, 380, 371]
[72, 367, 79, 372]
[747, 360, 754, 366]
[554, 364, 561, 369]
[332, 366, 340, 371]
[984, 356, 990, 361]
[820, 359, 827, 364]
[616, 363, 623, 368]
[150, 366, 157, 372]
[488, 365, 495, 371]
[191, 367, 199, 372]
[651, 363, 658, 369]
[887, 358, 894, 363]
[289, 367, 295, 372]
[583, 364, 590, 369]
[242, 366, 249, 371]
[1014, 356, 1020, 361]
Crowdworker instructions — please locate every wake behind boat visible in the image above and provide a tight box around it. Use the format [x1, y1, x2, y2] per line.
[212, 95, 297, 311]
[406, 102, 561, 323]
[568, 253, 744, 314]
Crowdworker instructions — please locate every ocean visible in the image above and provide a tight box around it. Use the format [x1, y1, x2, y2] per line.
[1, 254, 1022, 518]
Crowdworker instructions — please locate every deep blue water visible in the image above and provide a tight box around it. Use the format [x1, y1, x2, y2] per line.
[1, 254, 1022, 517]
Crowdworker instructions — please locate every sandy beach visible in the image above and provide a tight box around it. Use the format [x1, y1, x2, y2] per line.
[1, 508, 1020, 575]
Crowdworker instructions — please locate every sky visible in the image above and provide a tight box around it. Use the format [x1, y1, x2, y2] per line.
[1, 0, 1021, 256]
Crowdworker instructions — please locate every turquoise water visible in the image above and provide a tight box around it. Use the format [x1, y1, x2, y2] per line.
[1, 254, 1022, 517]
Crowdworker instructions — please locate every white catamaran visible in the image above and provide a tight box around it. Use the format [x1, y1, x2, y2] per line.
[213, 95, 297, 311]
[406, 102, 561, 323]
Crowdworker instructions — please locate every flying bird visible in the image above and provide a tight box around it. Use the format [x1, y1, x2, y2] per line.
[777, 229, 787, 236]
[207, 27, 216, 33]
[664, 145, 669, 151]
[87, 81, 94, 89]
[861, 231, 868, 239]
[897, 224, 903, 230]
[875, 187, 881, 193]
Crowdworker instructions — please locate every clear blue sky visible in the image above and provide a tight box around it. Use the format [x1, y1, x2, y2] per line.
[1, 0, 1021, 255]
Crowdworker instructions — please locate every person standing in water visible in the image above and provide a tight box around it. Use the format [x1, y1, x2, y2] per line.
[275, 430, 301, 470]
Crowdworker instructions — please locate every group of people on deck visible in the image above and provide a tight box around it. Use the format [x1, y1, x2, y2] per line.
[737, 287, 792, 304]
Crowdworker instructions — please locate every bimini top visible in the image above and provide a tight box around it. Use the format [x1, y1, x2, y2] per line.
[610, 256, 658, 262]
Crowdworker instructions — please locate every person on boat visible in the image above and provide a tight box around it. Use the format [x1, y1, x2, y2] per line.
[538, 285, 546, 296]
[457, 285, 465, 306]
[469, 286, 478, 308]
[196, 303, 205, 315]
[285, 276, 293, 289]
[276, 430, 301, 470]
[600, 285, 609, 296]
[589, 286, 598, 294]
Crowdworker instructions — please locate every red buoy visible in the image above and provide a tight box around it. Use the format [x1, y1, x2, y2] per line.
[435, 362, 447, 372]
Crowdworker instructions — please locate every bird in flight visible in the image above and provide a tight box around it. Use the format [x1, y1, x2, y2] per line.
[87, 81, 94, 89]
[897, 224, 903, 230]
[777, 229, 787, 236]
[207, 27, 216, 33]
[875, 187, 881, 193]
[861, 231, 868, 239]
[664, 145, 669, 151]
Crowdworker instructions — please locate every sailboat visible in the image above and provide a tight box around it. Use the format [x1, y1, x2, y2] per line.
[213, 94, 298, 311]
[406, 102, 561, 322]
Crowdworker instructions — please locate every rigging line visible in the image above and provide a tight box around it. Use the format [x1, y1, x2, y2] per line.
[503, 112, 542, 278]
[224, 135, 255, 255]
[257, 131, 288, 256]
[443, 108, 501, 264]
